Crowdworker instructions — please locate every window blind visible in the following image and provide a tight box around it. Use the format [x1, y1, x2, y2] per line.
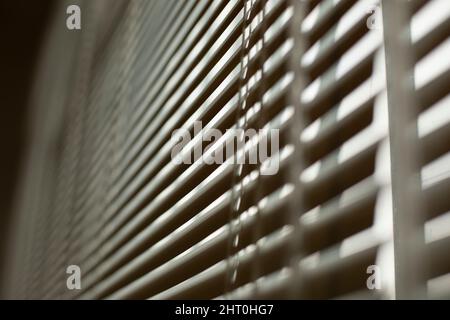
[383, 0, 450, 299]
[3, 0, 449, 300]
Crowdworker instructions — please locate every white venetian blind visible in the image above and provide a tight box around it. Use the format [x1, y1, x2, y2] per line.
[3, 0, 449, 300]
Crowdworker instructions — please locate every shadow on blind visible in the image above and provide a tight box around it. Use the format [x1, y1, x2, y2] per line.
[1, 0, 449, 300]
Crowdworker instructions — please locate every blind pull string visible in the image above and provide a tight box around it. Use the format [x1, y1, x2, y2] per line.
[225, 0, 256, 297]
[286, 0, 309, 299]
[250, 0, 267, 297]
